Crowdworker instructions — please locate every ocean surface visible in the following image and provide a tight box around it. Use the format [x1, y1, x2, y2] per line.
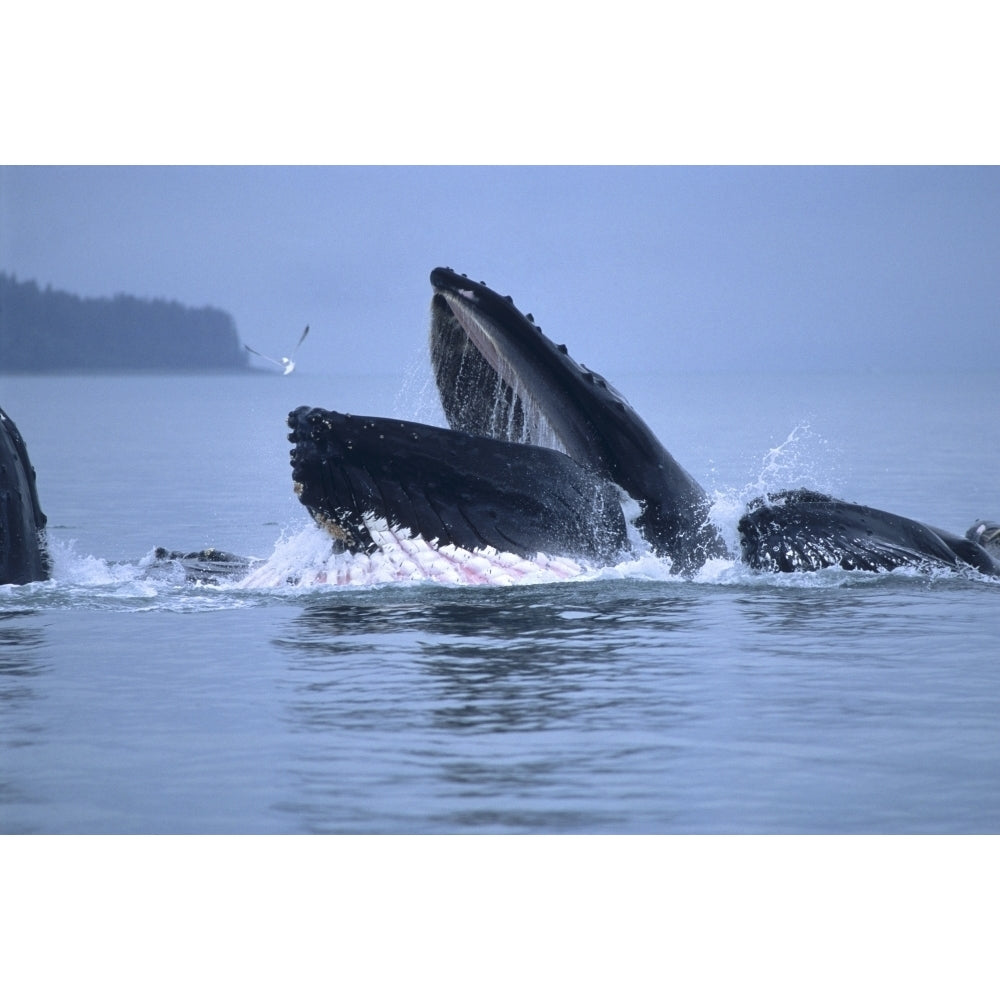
[1, 367, 998, 834]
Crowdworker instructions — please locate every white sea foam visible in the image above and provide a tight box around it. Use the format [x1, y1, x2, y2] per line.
[14, 523, 990, 613]
[238, 521, 590, 589]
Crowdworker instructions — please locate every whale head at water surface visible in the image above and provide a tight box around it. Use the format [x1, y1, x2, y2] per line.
[286, 267, 1000, 582]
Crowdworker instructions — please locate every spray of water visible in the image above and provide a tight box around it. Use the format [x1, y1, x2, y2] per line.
[394, 346, 446, 426]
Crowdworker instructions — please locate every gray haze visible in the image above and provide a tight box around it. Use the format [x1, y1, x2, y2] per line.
[2, 166, 998, 377]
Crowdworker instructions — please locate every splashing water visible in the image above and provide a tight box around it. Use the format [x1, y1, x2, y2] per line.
[707, 422, 839, 557]
[743, 421, 838, 498]
[7, 410, 992, 612]
[395, 346, 446, 426]
[7, 509, 991, 615]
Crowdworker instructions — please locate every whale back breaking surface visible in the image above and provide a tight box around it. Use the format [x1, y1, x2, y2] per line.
[0, 406, 50, 584]
[428, 268, 728, 572]
[739, 490, 1000, 576]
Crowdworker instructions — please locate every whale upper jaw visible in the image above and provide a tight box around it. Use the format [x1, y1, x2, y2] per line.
[429, 267, 641, 464]
[429, 267, 729, 571]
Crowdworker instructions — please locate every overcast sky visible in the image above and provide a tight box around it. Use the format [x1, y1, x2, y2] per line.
[2, 166, 997, 376]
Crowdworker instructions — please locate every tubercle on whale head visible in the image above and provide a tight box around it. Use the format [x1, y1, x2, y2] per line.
[431, 266, 545, 334]
[286, 406, 377, 554]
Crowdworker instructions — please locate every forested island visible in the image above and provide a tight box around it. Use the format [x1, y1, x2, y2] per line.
[0, 273, 249, 372]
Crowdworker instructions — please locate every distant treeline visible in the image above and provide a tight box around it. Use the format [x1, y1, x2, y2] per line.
[0, 272, 249, 372]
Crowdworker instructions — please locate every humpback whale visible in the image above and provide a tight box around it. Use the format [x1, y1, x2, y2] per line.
[289, 267, 999, 580]
[0, 406, 50, 585]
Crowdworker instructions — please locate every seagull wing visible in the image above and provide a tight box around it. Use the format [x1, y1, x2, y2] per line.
[245, 344, 285, 369]
[291, 324, 310, 356]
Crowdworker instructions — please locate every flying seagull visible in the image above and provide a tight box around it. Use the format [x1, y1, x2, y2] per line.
[245, 325, 310, 375]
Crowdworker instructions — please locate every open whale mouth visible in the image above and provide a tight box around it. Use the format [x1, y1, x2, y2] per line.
[427, 267, 729, 571]
[286, 268, 729, 575]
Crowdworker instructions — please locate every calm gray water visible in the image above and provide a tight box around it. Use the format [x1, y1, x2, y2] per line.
[1, 369, 998, 833]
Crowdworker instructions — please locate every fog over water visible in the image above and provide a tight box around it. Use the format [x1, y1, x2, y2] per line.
[2, 167, 998, 380]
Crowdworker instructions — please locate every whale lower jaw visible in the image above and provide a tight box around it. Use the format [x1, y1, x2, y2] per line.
[287, 405, 630, 566]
